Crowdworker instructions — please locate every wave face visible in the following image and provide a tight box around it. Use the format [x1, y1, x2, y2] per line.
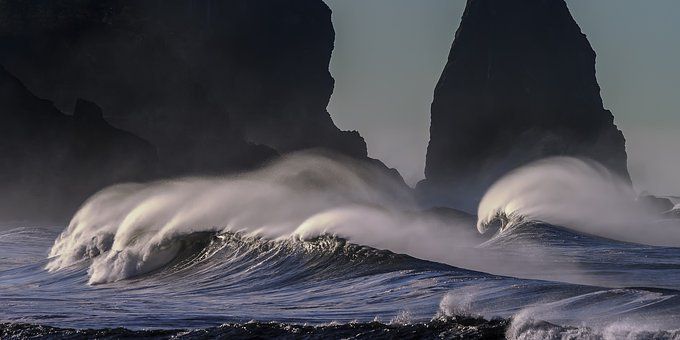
[3, 154, 680, 338]
[3, 227, 519, 328]
[5, 226, 680, 336]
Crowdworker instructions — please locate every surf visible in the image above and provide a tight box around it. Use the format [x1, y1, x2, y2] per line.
[46, 152, 485, 284]
[477, 157, 680, 247]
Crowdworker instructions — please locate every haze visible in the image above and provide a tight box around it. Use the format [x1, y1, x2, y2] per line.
[325, 0, 680, 195]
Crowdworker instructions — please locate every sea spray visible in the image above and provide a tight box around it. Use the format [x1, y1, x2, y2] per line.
[477, 157, 680, 246]
[47, 153, 680, 286]
[47, 152, 484, 284]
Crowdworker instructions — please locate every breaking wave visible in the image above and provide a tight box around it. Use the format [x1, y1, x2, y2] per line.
[46, 152, 482, 284]
[477, 157, 680, 247]
[4, 153, 675, 337]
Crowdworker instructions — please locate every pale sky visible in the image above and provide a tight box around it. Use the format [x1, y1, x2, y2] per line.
[324, 0, 680, 195]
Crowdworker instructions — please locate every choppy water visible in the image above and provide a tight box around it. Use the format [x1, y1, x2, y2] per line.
[2, 221, 680, 339]
[2, 155, 680, 339]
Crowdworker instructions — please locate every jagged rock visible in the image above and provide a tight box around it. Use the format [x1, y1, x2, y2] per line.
[418, 0, 630, 211]
[0, 66, 157, 221]
[0, 0, 367, 175]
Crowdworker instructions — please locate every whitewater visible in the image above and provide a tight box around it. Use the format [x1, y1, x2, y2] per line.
[3, 152, 680, 339]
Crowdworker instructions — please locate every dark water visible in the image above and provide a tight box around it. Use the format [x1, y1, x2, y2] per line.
[2, 220, 680, 339]
[1, 317, 509, 339]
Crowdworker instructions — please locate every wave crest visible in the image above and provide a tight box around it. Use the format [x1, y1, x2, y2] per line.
[46, 152, 415, 283]
[46, 152, 484, 284]
[476, 157, 680, 246]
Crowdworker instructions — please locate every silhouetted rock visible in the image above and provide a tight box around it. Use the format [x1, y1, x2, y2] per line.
[418, 0, 630, 211]
[0, 1, 408, 221]
[0, 66, 157, 222]
[0, 0, 367, 175]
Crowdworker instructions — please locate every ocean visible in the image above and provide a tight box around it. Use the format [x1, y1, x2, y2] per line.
[2, 154, 680, 339]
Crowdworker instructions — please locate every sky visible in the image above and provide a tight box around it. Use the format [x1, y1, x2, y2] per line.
[324, 0, 680, 195]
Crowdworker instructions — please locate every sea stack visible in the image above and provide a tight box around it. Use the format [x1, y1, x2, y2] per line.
[418, 0, 630, 211]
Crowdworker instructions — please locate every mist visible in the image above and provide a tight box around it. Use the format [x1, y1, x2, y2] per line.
[4, 1, 680, 335]
[324, 0, 680, 192]
[48, 152, 486, 284]
[324, 0, 465, 185]
[46, 150, 670, 291]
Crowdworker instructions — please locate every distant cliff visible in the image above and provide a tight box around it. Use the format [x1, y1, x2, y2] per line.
[0, 0, 402, 221]
[0, 66, 157, 221]
[0, 0, 367, 176]
[419, 0, 629, 211]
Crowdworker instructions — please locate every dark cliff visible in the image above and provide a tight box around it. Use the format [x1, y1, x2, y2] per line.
[418, 0, 630, 211]
[0, 66, 157, 221]
[0, 0, 367, 176]
[0, 0, 400, 221]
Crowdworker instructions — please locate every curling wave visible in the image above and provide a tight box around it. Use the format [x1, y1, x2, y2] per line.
[46, 152, 483, 284]
[476, 157, 680, 247]
[2, 155, 680, 335]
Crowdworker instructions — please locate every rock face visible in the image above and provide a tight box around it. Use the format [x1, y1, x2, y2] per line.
[0, 0, 398, 221]
[0, 0, 367, 176]
[0, 66, 157, 221]
[419, 0, 630, 211]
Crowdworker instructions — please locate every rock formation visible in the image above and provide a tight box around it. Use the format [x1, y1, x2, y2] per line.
[419, 0, 630, 211]
[0, 0, 406, 221]
[0, 66, 157, 221]
[0, 0, 367, 176]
